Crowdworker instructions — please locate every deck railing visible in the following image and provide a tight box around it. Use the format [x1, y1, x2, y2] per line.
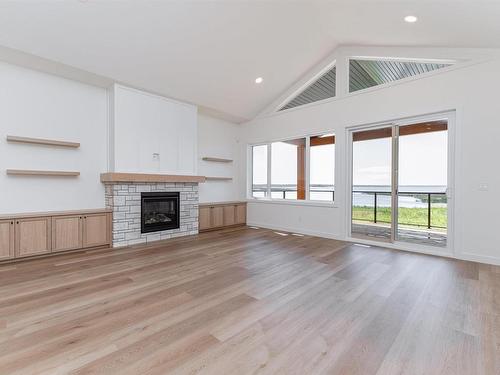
[352, 191, 447, 230]
[252, 186, 447, 230]
[252, 186, 334, 201]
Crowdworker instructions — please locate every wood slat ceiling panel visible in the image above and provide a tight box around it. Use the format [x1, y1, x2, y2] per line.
[280, 66, 336, 111]
[349, 59, 452, 92]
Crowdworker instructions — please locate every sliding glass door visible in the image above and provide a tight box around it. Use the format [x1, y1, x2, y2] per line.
[350, 117, 450, 248]
[396, 120, 448, 246]
[351, 125, 394, 241]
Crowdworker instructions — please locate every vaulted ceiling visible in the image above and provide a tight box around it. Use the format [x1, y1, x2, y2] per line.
[0, 1, 499, 122]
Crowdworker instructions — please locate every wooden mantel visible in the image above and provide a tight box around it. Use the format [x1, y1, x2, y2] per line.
[100, 172, 206, 183]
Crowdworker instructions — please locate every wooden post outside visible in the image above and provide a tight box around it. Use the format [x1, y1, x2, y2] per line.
[297, 144, 306, 200]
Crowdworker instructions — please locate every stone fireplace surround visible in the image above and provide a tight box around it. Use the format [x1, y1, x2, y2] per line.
[104, 181, 200, 248]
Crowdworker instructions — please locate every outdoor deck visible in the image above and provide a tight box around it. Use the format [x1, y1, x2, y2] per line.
[352, 223, 447, 247]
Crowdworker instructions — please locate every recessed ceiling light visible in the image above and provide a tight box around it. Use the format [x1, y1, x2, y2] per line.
[404, 15, 418, 23]
[255, 77, 263, 84]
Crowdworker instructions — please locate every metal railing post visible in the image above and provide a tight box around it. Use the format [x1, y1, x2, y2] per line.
[374, 192, 377, 223]
[427, 193, 431, 229]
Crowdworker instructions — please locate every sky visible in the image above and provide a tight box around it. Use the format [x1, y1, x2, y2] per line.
[252, 142, 335, 186]
[253, 129, 447, 188]
[353, 130, 447, 187]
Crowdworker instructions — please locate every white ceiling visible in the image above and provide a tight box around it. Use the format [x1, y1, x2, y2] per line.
[0, 1, 499, 122]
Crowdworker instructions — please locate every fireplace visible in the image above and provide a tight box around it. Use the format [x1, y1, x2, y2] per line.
[141, 192, 180, 233]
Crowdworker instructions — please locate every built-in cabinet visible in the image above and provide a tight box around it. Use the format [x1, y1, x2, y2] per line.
[0, 220, 15, 260]
[16, 217, 52, 258]
[82, 213, 111, 248]
[199, 202, 246, 232]
[0, 209, 112, 262]
[52, 215, 82, 252]
[223, 205, 236, 226]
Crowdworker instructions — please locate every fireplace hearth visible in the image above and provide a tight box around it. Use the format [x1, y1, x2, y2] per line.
[141, 192, 180, 233]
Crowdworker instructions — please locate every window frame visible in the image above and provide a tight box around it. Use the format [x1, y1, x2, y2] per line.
[249, 132, 336, 204]
[249, 143, 270, 199]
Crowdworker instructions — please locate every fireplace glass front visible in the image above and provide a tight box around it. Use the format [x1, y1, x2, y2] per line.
[141, 192, 180, 233]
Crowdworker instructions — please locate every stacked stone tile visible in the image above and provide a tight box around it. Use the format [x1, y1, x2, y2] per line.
[104, 182, 199, 247]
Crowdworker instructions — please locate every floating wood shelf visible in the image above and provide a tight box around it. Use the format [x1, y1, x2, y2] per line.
[6, 169, 80, 177]
[205, 176, 233, 181]
[6, 135, 80, 148]
[202, 157, 233, 163]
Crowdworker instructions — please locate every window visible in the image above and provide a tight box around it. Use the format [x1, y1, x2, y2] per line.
[349, 59, 453, 93]
[271, 138, 306, 200]
[250, 133, 335, 202]
[252, 145, 268, 198]
[310, 134, 335, 201]
[279, 66, 336, 111]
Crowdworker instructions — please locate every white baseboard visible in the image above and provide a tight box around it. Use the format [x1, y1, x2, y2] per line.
[247, 221, 500, 266]
[247, 221, 343, 240]
[456, 252, 500, 266]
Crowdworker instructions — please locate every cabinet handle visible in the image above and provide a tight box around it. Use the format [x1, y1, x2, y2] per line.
[10, 221, 13, 225]
[83, 216, 87, 219]
[16, 221, 19, 224]
[79, 216, 82, 219]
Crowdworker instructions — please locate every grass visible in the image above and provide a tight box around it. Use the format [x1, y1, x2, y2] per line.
[352, 206, 447, 229]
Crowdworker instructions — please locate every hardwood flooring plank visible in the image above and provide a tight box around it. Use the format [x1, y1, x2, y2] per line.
[0, 226, 497, 374]
[71, 294, 254, 374]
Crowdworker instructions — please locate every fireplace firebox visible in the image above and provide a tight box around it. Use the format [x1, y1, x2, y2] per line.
[141, 192, 180, 233]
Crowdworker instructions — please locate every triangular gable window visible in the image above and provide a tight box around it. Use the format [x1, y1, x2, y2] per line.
[349, 58, 453, 92]
[279, 66, 336, 111]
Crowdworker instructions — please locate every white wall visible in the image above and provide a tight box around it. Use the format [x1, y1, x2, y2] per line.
[241, 47, 500, 265]
[0, 63, 242, 214]
[112, 84, 198, 175]
[197, 114, 243, 203]
[0, 62, 108, 213]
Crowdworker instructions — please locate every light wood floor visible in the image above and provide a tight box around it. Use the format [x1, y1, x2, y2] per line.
[0, 226, 498, 374]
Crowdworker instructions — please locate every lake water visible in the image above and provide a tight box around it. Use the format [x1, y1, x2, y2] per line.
[352, 185, 447, 208]
[253, 185, 447, 208]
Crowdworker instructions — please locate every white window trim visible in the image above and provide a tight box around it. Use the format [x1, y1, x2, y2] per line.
[248, 132, 336, 204]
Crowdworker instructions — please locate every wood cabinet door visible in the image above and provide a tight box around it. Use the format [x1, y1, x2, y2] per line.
[235, 204, 247, 225]
[0, 220, 15, 260]
[211, 207, 224, 228]
[223, 205, 236, 226]
[15, 218, 51, 257]
[52, 215, 83, 252]
[83, 213, 110, 248]
[199, 206, 211, 231]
